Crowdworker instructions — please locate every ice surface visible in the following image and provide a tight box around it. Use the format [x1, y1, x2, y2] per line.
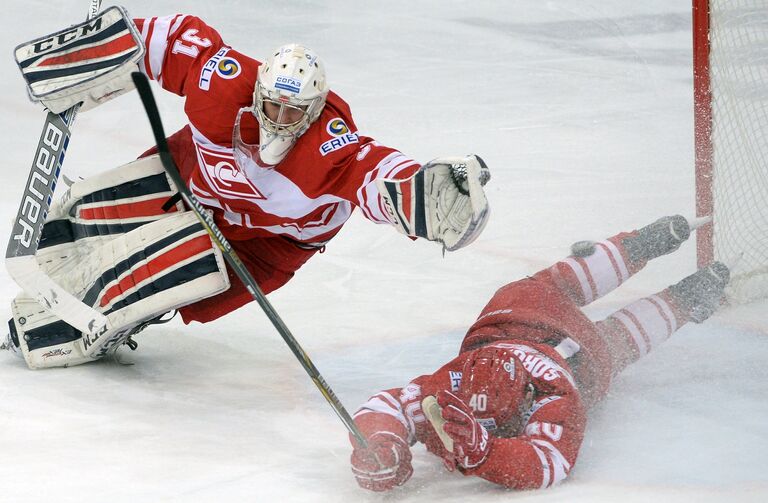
[0, 1, 766, 502]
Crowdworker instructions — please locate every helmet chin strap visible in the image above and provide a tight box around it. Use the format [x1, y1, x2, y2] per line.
[258, 126, 297, 165]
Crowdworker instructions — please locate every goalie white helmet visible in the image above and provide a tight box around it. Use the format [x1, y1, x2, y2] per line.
[233, 43, 329, 172]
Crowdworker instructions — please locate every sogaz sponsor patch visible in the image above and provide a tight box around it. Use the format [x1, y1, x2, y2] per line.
[275, 75, 302, 93]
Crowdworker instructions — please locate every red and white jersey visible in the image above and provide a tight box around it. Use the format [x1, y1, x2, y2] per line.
[133, 15, 420, 244]
[354, 340, 586, 490]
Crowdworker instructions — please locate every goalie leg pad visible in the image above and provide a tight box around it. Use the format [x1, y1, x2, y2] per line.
[38, 154, 185, 263]
[376, 154, 491, 252]
[11, 212, 230, 369]
[46, 154, 182, 228]
[34, 154, 186, 299]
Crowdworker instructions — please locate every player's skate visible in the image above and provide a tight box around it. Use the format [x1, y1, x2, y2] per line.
[571, 215, 692, 263]
[621, 215, 691, 264]
[668, 261, 730, 323]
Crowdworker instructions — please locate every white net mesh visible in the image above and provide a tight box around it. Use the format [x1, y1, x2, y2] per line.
[708, 0, 768, 303]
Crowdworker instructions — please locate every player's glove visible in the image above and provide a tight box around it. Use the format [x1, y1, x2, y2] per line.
[350, 431, 413, 491]
[376, 154, 491, 252]
[436, 390, 492, 470]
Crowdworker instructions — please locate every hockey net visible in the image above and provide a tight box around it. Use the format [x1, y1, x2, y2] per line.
[694, 0, 768, 304]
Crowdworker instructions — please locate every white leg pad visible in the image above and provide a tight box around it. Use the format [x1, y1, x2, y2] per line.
[11, 211, 229, 369]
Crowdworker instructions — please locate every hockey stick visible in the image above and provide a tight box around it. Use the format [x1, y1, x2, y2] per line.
[5, 0, 109, 337]
[130, 72, 368, 447]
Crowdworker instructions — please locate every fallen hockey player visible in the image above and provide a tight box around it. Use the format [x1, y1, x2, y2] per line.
[4, 7, 490, 368]
[348, 215, 730, 491]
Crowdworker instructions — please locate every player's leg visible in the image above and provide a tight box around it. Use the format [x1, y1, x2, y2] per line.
[140, 125, 198, 182]
[595, 262, 729, 376]
[542, 215, 692, 307]
[3, 156, 230, 369]
[177, 236, 320, 324]
[464, 215, 694, 347]
[9, 211, 230, 369]
[461, 215, 699, 406]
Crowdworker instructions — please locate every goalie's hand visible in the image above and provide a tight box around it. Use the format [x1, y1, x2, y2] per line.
[436, 390, 492, 470]
[350, 432, 413, 491]
[376, 154, 491, 252]
[14, 6, 145, 114]
[429, 154, 491, 251]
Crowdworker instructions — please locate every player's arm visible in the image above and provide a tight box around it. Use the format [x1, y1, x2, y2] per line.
[133, 15, 226, 96]
[435, 390, 586, 490]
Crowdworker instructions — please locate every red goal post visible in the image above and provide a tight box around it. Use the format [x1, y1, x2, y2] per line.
[692, 0, 768, 303]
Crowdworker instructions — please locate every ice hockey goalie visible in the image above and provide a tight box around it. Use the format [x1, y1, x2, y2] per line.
[4, 8, 491, 368]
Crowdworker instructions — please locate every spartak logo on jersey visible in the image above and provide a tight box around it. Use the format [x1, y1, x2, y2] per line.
[319, 118, 359, 156]
[197, 145, 266, 200]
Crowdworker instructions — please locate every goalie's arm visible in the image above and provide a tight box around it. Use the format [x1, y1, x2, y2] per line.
[133, 15, 227, 96]
[376, 154, 491, 252]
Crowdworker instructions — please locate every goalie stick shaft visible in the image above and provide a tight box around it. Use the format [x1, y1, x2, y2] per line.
[130, 72, 368, 447]
[5, 0, 109, 336]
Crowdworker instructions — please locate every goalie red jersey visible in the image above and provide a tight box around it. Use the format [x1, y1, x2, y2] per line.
[134, 14, 419, 245]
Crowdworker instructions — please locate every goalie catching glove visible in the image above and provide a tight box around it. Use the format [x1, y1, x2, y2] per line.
[377, 154, 491, 251]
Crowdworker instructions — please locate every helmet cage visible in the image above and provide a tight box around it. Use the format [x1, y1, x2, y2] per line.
[233, 106, 268, 178]
[253, 80, 322, 138]
[233, 43, 328, 170]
